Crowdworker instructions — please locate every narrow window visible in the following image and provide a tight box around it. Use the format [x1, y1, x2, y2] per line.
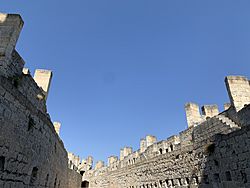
[170, 145, 174, 151]
[214, 159, 219, 166]
[203, 175, 209, 184]
[54, 177, 57, 188]
[225, 171, 232, 181]
[194, 176, 199, 184]
[159, 148, 163, 154]
[178, 178, 182, 185]
[28, 117, 35, 131]
[171, 179, 174, 186]
[54, 143, 57, 153]
[213, 173, 220, 183]
[159, 180, 162, 187]
[241, 170, 247, 183]
[186, 178, 190, 185]
[0, 156, 5, 171]
[29, 167, 38, 185]
[165, 180, 168, 186]
[45, 174, 49, 187]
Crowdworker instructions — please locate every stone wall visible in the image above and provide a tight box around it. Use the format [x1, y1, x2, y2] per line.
[1, 12, 250, 188]
[0, 13, 82, 188]
[84, 108, 250, 188]
[200, 123, 250, 188]
[238, 105, 250, 127]
[0, 74, 68, 187]
[84, 76, 250, 188]
[68, 169, 82, 188]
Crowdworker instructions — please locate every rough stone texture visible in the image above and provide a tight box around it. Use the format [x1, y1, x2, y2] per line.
[81, 76, 250, 188]
[0, 14, 23, 58]
[201, 105, 219, 118]
[0, 13, 82, 188]
[0, 13, 24, 78]
[1, 12, 250, 188]
[68, 169, 82, 188]
[185, 103, 204, 128]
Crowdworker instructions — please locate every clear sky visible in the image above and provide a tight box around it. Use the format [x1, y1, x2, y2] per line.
[1, 1, 250, 164]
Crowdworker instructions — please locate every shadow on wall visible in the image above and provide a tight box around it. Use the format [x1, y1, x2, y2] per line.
[199, 125, 250, 188]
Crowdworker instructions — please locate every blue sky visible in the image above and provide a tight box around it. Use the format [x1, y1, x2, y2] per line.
[2, 1, 250, 164]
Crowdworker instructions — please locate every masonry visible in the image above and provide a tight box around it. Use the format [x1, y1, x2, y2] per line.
[77, 79, 250, 187]
[0, 13, 82, 187]
[1, 12, 250, 188]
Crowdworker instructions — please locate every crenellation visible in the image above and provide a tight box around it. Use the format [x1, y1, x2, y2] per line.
[86, 156, 93, 166]
[0, 13, 23, 58]
[108, 156, 118, 167]
[22, 67, 30, 75]
[145, 135, 157, 147]
[201, 104, 219, 118]
[34, 69, 53, 101]
[68, 152, 81, 171]
[122, 147, 133, 158]
[224, 103, 231, 110]
[140, 138, 147, 153]
[185, 102, 203, 127]
[120, 148, 124, 161]
[225, 75, 250, 112]
[53, 122, 61, 135]
[83, 76, 250, 188]
[95, 161, 105, 170]
[1, 12, 250, 188]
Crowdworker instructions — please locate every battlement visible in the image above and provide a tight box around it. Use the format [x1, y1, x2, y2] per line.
[0, 13, 23, 58]
[83, 75, 250, 188]
[0, 13, 82, 188]
[1, 12, 250, 188]
[185, 102, 203, 127]
[95, 161, 105, 170]
[0, 13, 24, 77]
[108, 156, 118, 166]
[224, 103, 231, 110]
[225, 75, 250, 112]
[53, 122, 61, 135]
[34, 69, 53, 101]
[201, 104, 219, 118]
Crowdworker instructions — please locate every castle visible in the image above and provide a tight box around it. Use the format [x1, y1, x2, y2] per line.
[0, 13, 250, 188]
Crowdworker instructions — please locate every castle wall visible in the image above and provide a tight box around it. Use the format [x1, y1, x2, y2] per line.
[84, 79, 250, 188]
[68, 169, 82, 188]
[0, 13, 82, 188]
[198, 124, 250, 188]
[225, 76, 250, 112]
[0, 74, 69, 187]
[86, 117, 250, 188]
[1, 12, 250, 188]
[237, 105, 250, 127]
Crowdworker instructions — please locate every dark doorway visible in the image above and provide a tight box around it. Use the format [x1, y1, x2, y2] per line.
[81, 181, 89, 188]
